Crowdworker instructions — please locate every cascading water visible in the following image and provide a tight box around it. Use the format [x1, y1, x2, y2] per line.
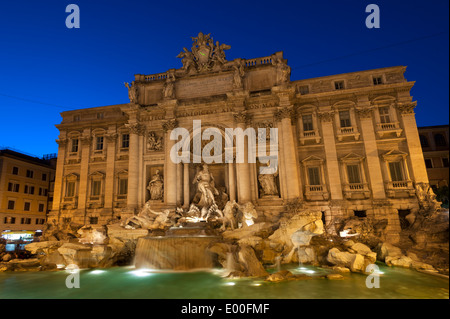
[134, 222, 220, 270]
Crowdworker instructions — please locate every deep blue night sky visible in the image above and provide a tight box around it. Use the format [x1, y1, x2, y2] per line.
[0, 0, 448, 157]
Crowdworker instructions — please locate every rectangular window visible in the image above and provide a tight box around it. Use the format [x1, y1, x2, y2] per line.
[373, 76, 383, 85]
[97, 112, 104, 119]
[122, 134, 130, 148]
[42, 173, 47, 181]
[96, 136, 104, 151]
[21, 218, 31, 224]
[443, 158, 449, 168]
[24, 202, 31, 211]
[12, 167, 19, 175]
[424, 159, 433, 169]
[334, 81, 345, 90]
[73, 115, 80, 122]
[91, 180, 101, 196]
[8, 182, 19, 192]
[71, 139, 79, 153]
[29, 186, 35, 195]
[379, 106, 391, 124]
[39, 187, 43, 196]
[302, 115, 314, 131]
[26, 170, 34, 178]
[4, 217, 16, 224]
[346, 164, 361, 184]
[119, 178, 128, 195]
[38, 203, 45, 212]
[89, 217, 98, 224]
[307, 167, 321, 186]
[7, 200, 15, 210]
[299, 85, 309, 95]
[389, 161, 404, 182]
[66, 181, 75, 197]
[24, 185, 28, 193]
[339, 110, 352, 127]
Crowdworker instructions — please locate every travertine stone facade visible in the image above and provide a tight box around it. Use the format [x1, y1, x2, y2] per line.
[49, 33, 432, 242]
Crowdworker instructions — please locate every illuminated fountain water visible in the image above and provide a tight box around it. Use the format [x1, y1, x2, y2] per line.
[134, 221, 220, 270]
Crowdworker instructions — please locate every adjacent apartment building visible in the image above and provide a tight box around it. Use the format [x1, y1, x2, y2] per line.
[418, 125, 449, 189]
[0, 149, 56, 243]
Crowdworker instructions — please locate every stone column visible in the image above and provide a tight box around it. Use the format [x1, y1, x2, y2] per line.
[104, 131, 117, 210]
[356, 107, 386, 199]
[138, 134, 145, 207]
[78, 131, 92, 213]
[274, 106, 302, 200]
[177, 163, 183, 206]
[396, 102, 429, 184]
[183, 163, 190, 208]
[52, 136, 67, 212]
[126, 123, 142, 211]
[319, 111, 343, 200]
[234, 112, 252, 203]
[228, 162, 236, 202]
[163, 119, 178, 207]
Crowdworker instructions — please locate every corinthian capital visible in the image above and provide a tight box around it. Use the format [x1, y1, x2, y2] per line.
[273, 106, 293, 122]
[233, 111, 252, 125]
[105, 133, 118, 142]
[162, 119, 179, 132]
[56, 138, 68, 146]
[317, 111, 334, 122]
[355, 107, 373, 119]
[395, 101, 417, 114]
[125, 122, 145, 135]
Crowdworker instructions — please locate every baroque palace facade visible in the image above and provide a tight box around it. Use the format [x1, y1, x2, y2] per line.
[49, 33, 432, 242]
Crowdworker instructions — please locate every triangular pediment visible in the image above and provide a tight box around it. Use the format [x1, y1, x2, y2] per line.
[301, 155, 324, 163]
[382, 149, 408, 159]
[340, 152, 365, 162]
[89, 171, 105, 178]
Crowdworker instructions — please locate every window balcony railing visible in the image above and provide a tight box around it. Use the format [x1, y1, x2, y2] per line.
[299, 130, 321, 145]
[385, 180, 415, 198]
[304, 185, 329, 201]
[306, 185, 323, 192]
[343, 183, 371, 199]
[336, 126, 360, 141]
[376, 122, 402, 138]
[62, 196, 77, 209]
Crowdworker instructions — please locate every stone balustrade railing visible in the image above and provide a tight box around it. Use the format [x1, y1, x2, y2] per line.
[245, 56, 273, 67]
[377, 122, 399, 131]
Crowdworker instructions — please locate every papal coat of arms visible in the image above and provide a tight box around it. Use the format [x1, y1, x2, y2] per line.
[177, 32, 231, 73]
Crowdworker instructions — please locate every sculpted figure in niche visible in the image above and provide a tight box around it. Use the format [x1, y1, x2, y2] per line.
[192, 164, 219, 210]
[258, 162, 279, 197]
[163, 72, 176, 99]
[124, 81, 138, 103]
[232, 59, 245, 89]
[147, 169, 164, 200]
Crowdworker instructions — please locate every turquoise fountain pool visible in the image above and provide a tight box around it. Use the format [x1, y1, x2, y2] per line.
[0, 264, 448, 299]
